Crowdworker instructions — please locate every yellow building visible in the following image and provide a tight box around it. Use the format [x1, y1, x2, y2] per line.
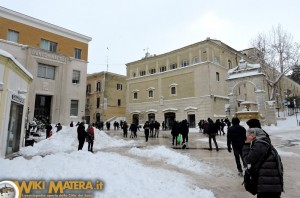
[0, 49, 32, 157]
[86, 72, 126, 124]
[0, 6, 92, 125]
[125, 38, 300, 127]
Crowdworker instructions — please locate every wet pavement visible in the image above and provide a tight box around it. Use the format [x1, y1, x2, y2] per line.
[103, 129, 300, 198]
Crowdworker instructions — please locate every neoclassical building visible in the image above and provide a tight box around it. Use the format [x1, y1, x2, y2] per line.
[85, 71, 126, 124]
[125, 38, 300, 127]
[0, 6, 92, 125]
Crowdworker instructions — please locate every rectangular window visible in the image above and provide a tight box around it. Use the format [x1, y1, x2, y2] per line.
[37, 63, 55, 80]
[74, 48, 82, 59]
[97, 97, 100, 108]
[160, 66, 167, 72]
[133, 92, 138, 99]
[118, 99, 121, 106]
[170, 63, 177, 70]
[96, 81, 101, 91]
[117, 83, 123, 90]
[72, 70, 80, 84]
[70, 100, 79, 116]
[193, 57, 199, 64]
[181, 60, 189, 67]
[7, 29, 19, 43]
[216, 72, 220, 81]
[40, 39, 57, 52]
[140, 71, 146, 76]
[149, 68, 156, 74]
[86, 84, 91, 94]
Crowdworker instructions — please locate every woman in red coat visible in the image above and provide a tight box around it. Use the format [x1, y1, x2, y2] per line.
[87, 124, 95, 153]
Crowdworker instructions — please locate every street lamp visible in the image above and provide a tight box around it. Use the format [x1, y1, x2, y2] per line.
[276, 93, 280, 117]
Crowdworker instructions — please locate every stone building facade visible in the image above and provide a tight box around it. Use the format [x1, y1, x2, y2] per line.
[0, 6, 92, 125]
[125, 38, 300, 128]
[85, 72, 126, 124]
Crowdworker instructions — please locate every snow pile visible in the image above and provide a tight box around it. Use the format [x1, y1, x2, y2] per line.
[20, 126, 134, 157]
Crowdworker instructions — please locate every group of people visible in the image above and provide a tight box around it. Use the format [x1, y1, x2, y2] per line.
[76, 122, 95, 153]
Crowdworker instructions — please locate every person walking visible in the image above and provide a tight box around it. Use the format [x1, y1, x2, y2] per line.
[143, 121, 150, 142]
[227, 117, 247, 176]
[129, 123, 139, 138]
[77, 122, 86, 150]
[55, 123, 62, 132]
[180, 119, 189, 149]
[242, 127, 283, 198]
[154, 120, 160, 138]
[122, 121, 128, 138]
[86, 123, 94, 153]
[171, 121, 180, 145]
[207, 118, 219, 151]
[149, 121, 155, 137]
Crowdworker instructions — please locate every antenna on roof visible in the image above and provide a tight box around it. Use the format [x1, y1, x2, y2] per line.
[143, 47, 150, 58]
[106, 47, 109, 72]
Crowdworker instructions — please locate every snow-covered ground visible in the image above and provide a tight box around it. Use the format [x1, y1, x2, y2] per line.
[1, 115, 299, 198]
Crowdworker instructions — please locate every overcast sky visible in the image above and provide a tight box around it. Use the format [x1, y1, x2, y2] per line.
[1, 0, 300, 75]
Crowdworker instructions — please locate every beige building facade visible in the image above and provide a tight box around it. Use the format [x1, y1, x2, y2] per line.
[0, 6, 92, 125]
[125, 38, 300, 128]
[85, 72, 126, 124]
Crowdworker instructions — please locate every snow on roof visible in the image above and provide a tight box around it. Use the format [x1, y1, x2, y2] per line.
[227, 70, 264, 80]
[0, 49, 33, 79]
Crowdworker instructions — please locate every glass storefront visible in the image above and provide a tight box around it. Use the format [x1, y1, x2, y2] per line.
[6, 102, 23, 155]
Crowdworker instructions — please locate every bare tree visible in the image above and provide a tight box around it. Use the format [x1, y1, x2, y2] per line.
[250, 24, 300, 100]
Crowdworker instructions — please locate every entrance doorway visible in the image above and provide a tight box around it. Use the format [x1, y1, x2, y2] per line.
[34, 95, 52, 122]
[148, 113, 155, 122]
[188, 114, 195, 128]
[164, 112, 176, 129]
[132, 114, 139, 125]
[6, 102, 23, 155]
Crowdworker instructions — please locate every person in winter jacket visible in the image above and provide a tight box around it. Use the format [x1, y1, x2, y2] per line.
[171, 121, 180, 145]
[227, 117, 246, 175]
[77, 122, 86, 150]
[207, 118, 219, 151]
[143, 121, 150, 142]
[46, 122, 52, 139]
[129, 123, 139, 138]
[122, 121, 128, 138]
[153, 121, 161, 138]
[242, 128, 283, 198]
[55, 123, 62, 132]
[87, 123, 94, 152]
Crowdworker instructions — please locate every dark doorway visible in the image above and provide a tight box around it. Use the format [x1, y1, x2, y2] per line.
[34, 95, 52, 122]
[148, 113, 155, 122]
[132, 114, 139, 125]
[96, 113, 100, 122]
[188, 114, 195, 128]
[164, 112, 176, 129]
[85, 116, 91, 125]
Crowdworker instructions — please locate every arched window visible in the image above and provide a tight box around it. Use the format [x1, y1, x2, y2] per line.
[171, 87, 176, 95]
[228, 60, 232, 69]
[149, 90, 153, 98]
[96, 81, 101, 92]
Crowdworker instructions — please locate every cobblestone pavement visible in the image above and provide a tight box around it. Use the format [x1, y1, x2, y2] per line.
[103, 129, 300, 198]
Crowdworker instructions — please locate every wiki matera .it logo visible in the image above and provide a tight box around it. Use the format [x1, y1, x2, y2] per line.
[0, 181, 19, 198]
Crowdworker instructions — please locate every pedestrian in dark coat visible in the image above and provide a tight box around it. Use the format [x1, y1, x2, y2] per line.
[122, 121, 128, 138]
[70, 121, 74, 127]
[207, 118, 219, 151]
[227, 117, 246, 175]
[154, 121, 160, 138]
[77, 122, 86, 150]
[180, 119, 189, 145]
[171, 121, 180, 145]
[242, 128, 283, 197]
[129, 123, 139, 138]
[46, 122, 52, 139]
[143, 121, 150, 142]
[149, 121, 155, 137]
